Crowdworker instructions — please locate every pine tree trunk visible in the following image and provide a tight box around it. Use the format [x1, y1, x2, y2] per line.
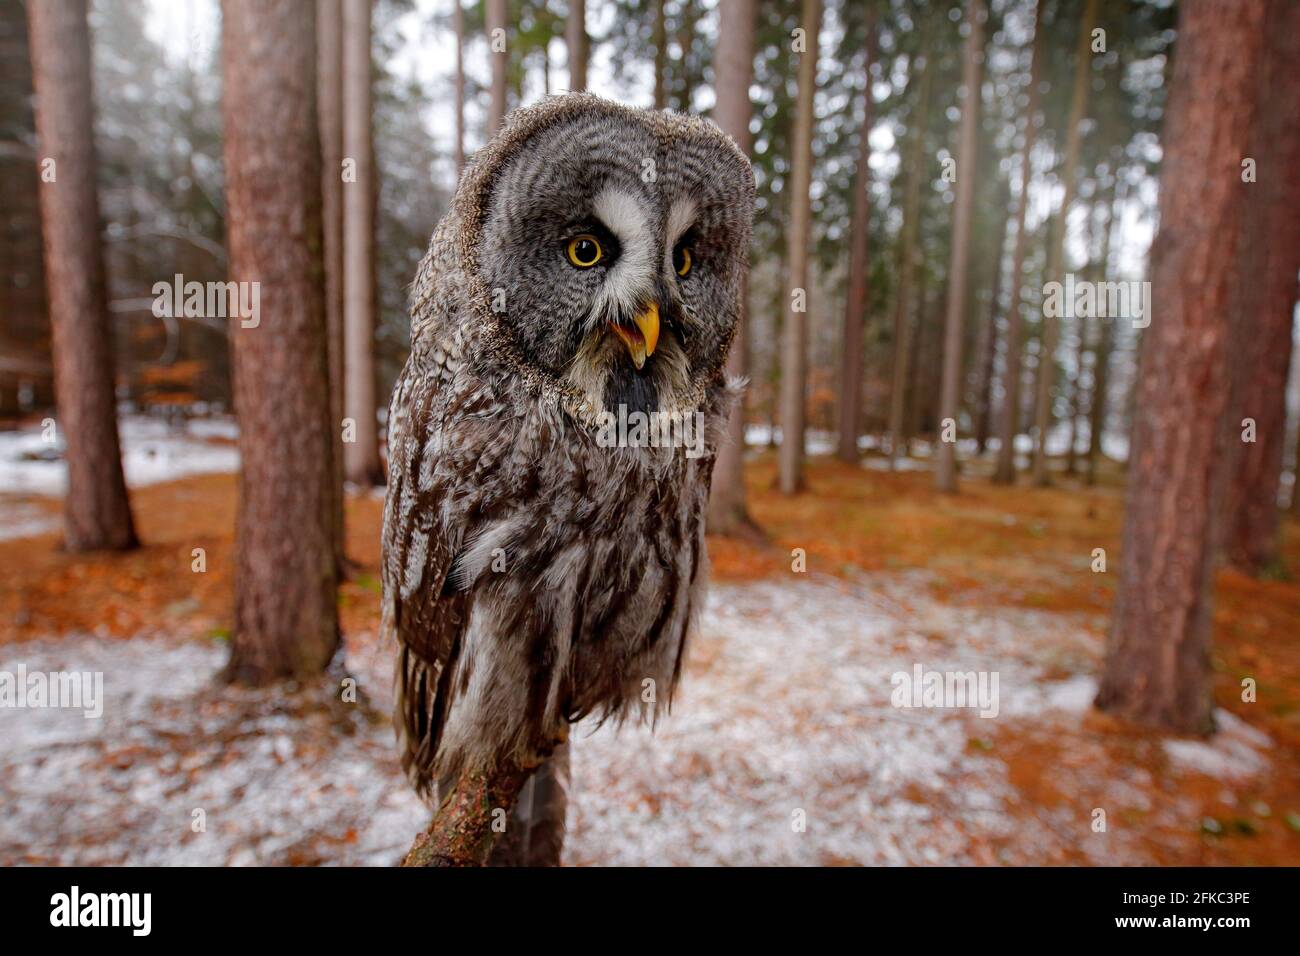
[318, 0, 347, 575]
[28, 0, 137, 553]
[777, 0, 820, 495]
[220, 0, 340, 685]
[1222, 0, 1300, 576]
[1030, 0, 1098, 487]
[1095, 0, 1270, 735]
[341, 0, 383, 487]
[652, 0, 667, 110]
[453, 0, 465, 175]
[835, 12, 877, 464]
[935, 0, 985, 493]
[991, 2, 1042, 485]
[706, 0, 760, 538]
[566, 0, 588, 93]
[887, 50, 933, 468]
[1086, 172, 1123, 486]
[970, 188, 1009, 454]
[486, 0, 507, 132]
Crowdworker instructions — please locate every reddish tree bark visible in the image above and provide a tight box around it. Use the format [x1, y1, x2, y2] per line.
[934, 0, 985, 493]
[777, 0, 821, 495]
[991, 1, 1043, 485]
[28, 0, 137, 553]
[706, 0, 760, 538]
[1222, 0, 1300, 576]
[318, 0, 348, 575]
[1095, 0, 1270, 735]
[220, 0, 340, 684]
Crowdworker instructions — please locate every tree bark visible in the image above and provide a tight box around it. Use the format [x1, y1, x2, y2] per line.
[220, 0, 340, 685]
[566, 0, 588, 93]
[453, 0, 465, 175]
[991, 1, 1043, 485]
[403, 759, 534, 867]
[835, 12, 877, 464]
[486, 742, 569, 866]
[486, 0, 507, 133]
[1222, 0, 1300, 576]
[1086, 170, 1124, 486]
[28, 0, 137, 553]
[970, 187, 1010, 454]
[319, 0, 348, 576]
[341, 0, 383, 487]
[777, 0, 820, 495]
[934, 0, 985, 493]
[706, 0, 760, 538]
[886, 49, 933, 468]
[1094, 0, 1269, 735]
[1030, 0, 1098, 486]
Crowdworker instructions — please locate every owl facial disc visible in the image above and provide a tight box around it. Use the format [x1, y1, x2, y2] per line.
[610, 303, 660, 370]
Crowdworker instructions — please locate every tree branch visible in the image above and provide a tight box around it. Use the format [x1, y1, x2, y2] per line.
[401, 760, 533, 867]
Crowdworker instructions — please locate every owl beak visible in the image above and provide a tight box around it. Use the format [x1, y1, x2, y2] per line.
[611, 303, 660, 370]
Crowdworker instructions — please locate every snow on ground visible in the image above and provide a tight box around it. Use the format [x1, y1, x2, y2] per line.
[3, 570, 1268, 866]
[0, 416, 239, 497]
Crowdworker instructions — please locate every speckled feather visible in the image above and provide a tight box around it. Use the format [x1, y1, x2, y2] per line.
[382, 94, 754, 794]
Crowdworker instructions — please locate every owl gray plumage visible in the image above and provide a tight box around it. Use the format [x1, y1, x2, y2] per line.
[381, 94, 754, 797]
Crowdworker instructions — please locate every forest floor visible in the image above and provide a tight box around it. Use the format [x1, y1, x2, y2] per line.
[1, 425, 1298, 865]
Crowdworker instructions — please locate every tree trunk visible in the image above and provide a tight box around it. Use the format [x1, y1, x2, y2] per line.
[886, 49, 932, 468]
[318, 0, 347, 575]
[835, 12, 877, 464]
[453, 0, 465, 175]
[220, 0, 340, 685]
[1222, 0, 1300, 576]
[566, 0, 587, 93]
[28, 0, 137, 553]
[706, 0, 760, 538]
[486, 0, 507, 132]
[970, 188, 1010, 454]
[776, 0, 820, 496]
[991, 1, 1043, 485]
[1094, 0, 1270, 735]
[934, 0, 985, 493]
[341, 0, 383, 487]
[1065, 193, 1104, 478]
[652, 0, 667, 110]
[1030, 0, 1098, 486]
[1086, 171, 1124, 486]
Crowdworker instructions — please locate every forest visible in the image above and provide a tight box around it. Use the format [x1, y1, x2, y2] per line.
[0, 0, 1297, 869]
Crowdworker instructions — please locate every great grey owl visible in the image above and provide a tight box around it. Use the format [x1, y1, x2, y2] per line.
[381, 94, 754, 836]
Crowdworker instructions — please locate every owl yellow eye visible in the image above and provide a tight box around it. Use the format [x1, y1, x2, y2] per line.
[673, 244, 692, 277]
[566, 235, 603, 268]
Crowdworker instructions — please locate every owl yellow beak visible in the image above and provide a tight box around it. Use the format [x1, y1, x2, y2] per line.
[611, 303, 660, 370]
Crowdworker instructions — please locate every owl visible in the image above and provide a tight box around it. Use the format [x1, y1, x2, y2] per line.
[381, 94, 754, 836]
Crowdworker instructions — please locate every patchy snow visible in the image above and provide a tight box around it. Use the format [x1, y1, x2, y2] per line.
[0, 416, 239, 497]
[0, 572, 1274, 866]
[564, 574, 1121, 866]
[0, 500, 59, 541]
[1163, 711, 1273, 781]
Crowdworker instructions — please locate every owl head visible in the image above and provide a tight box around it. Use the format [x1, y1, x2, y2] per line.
[443, 94, 754, 421]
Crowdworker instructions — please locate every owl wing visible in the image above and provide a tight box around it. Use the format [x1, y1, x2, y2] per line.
[382, 357, 483, 797]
